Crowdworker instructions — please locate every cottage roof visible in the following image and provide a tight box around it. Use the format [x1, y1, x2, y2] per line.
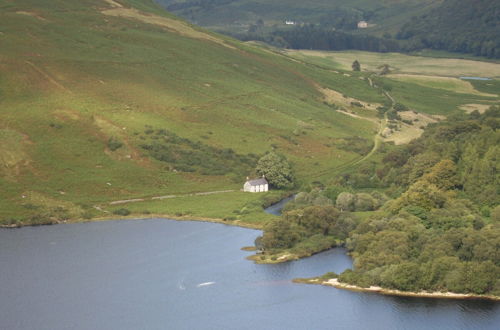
[246, 177, 268, 186]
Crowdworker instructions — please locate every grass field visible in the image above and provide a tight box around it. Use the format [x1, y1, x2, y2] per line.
[285, 49, 500, 115]
[1, 1, 498, 227]
[106, 191, 280, 228]
[285, 50, 500, 78]
[387, 74, 497, 97]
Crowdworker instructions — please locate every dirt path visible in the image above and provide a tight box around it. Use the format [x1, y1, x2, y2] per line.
[25, 61, 72, 93]
[107, 189, 236, 206]
[308, 78, 392, 179]
[335, 109, 379, 123]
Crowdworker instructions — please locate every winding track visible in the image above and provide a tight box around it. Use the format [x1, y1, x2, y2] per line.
[308, 79, 394, 180]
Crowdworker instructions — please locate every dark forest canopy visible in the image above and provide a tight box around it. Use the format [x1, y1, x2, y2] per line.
[258, 107, 500, 296]
[397, 0, 500, 58]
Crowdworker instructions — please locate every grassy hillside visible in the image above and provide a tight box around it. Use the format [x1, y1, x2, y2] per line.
[0, 0, 388, 225]
[2, 0, 497, 227]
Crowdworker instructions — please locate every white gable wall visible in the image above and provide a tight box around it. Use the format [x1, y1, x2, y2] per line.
[243, 180, 269, 193]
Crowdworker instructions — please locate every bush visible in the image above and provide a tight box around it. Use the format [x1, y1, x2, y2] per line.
[108, 137, 123, 151]
[394, 103, 408, 112]
[113, 208, 131, 216]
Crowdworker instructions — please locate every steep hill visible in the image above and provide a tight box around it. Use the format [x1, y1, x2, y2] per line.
[0, 0, 386, 224]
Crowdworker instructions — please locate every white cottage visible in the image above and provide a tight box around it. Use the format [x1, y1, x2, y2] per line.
[357, 21, 368, 28]
[243, 176, 269, 193]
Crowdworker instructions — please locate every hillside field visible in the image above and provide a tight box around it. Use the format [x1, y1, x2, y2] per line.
[1, 0, 498, 227]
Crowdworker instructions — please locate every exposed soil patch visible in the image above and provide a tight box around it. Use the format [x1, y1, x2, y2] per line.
[92, 115, 148, 165]
[459, 103, 493, 114]
[382, 111, 442, 145]
[25, 61, 72, 93]
[16, 11, 47, 21]
[318, 86, 382, 111]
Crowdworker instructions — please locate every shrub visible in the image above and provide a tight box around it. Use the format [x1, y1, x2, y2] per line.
[113, 208, 131, 216]
[108, 137, 123, 151]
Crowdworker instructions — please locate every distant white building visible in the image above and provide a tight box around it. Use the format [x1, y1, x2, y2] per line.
[243, 176, 269, 193]
[285, 20, 296, 25]
[357, 21, 368, 29]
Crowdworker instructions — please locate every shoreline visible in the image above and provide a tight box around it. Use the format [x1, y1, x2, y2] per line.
[295, 278, 500, 302]
[4, 214, 499, 302]
[0, 213, 264, 230]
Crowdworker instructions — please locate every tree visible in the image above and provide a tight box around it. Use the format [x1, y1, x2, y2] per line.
[352, 60, 361, 71]
[378, 64, 391, 75]
[354, 193, 376, 211]
[336, 192, 355, 211]
[255, 152, 294, 189]
[422, 159, 458, 190]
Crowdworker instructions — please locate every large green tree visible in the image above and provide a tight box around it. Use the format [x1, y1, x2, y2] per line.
[352, 60, 361, 71]
[256, 152, 294, 189]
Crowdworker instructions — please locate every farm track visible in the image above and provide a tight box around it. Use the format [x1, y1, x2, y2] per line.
[308, 79, 394, 180]
[106, 189, 237, 206]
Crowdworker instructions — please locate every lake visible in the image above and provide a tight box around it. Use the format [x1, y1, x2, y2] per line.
[459, 76, 492, 81]
[1, 219, 499, 330]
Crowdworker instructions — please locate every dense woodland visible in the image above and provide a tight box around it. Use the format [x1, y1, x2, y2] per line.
[258, 107, 500, 296]
[397, 0, 500, 58]
[234, 26, 401, 53]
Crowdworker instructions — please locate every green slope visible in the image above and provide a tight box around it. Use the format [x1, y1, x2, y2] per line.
[0, 0, 386, 224]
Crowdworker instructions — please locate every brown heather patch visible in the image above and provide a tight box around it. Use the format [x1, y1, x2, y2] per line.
[15, 11, 47, 21]
[318, 86, 382, 111]
[459, 103, 494, 114]
[92, 115, 150, 166]
[382, 111, 441, 145]
[0, 129, 33, 178]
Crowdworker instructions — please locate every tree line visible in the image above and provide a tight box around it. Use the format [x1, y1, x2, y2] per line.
[256, 106, 500, 296]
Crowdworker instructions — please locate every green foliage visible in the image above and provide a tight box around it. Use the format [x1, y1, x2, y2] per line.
[256, 152, 294, 189]
[260, 205, 351, 251]
[352, 60, 361, 72]
[113, 208, 131, 216]
[139, 127, 258, 176]
[283, 189, 333, 213]
[107, 137, 124, 151]
[397, 0, 500, 58]
[327, 109, 499, 296]
[378, 64, 391, 75]
[336, 136, 372, 156]
[393, 103, 408, 112]
[379, 110, 499, 205]
[335, 191, 385, 212]
[336, 192, 355, 212]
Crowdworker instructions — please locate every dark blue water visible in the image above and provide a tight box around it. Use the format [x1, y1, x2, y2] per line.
[459, 76, 492, 81]
[264, 195, 295, 215]
[1, 219, 499, 330]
